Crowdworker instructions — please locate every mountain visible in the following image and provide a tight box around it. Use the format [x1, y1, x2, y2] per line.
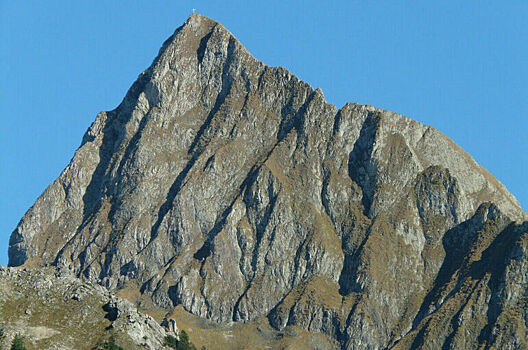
[8, 14, 528, 349]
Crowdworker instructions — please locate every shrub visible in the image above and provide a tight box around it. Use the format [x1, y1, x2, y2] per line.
[11, 334, 27, 350]
[164, 334, 178, 348]
[164, 330, 197, 350]
[92, 335, 123, 350]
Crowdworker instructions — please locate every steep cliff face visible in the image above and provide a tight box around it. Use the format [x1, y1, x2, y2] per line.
[9, 14, 528, 349]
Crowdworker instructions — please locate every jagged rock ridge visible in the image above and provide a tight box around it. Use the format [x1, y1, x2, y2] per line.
[9, 14, 528, 349]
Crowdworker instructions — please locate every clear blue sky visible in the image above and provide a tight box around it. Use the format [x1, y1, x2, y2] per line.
[1, 1, 527, 265]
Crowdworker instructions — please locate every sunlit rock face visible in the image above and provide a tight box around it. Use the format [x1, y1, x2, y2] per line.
[9, 14, 528, 349]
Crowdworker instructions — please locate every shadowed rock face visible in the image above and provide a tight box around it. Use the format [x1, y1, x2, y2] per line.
[9, 14, 528, 349]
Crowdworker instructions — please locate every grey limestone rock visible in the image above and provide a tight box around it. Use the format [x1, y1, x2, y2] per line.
[161, 317, 178, 336]
[103, 296, 169, 349]
[8, 13, 528, 349]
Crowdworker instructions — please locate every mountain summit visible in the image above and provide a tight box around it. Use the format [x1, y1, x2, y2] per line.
[9, 14, 528, 349]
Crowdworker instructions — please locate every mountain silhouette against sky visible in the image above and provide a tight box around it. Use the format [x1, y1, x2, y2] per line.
[7, 14, 528, 349]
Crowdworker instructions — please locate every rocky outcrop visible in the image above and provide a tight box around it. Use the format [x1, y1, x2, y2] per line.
[0, 266, 171, 349]
[391, 208, 528, 349]
[8, 13, 528, 349]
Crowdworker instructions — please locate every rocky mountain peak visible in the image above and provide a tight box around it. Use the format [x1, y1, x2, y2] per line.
[8, 14, 528, 349]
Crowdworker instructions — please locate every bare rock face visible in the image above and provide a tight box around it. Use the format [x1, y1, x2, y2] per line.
[9, 14, 528, 349]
